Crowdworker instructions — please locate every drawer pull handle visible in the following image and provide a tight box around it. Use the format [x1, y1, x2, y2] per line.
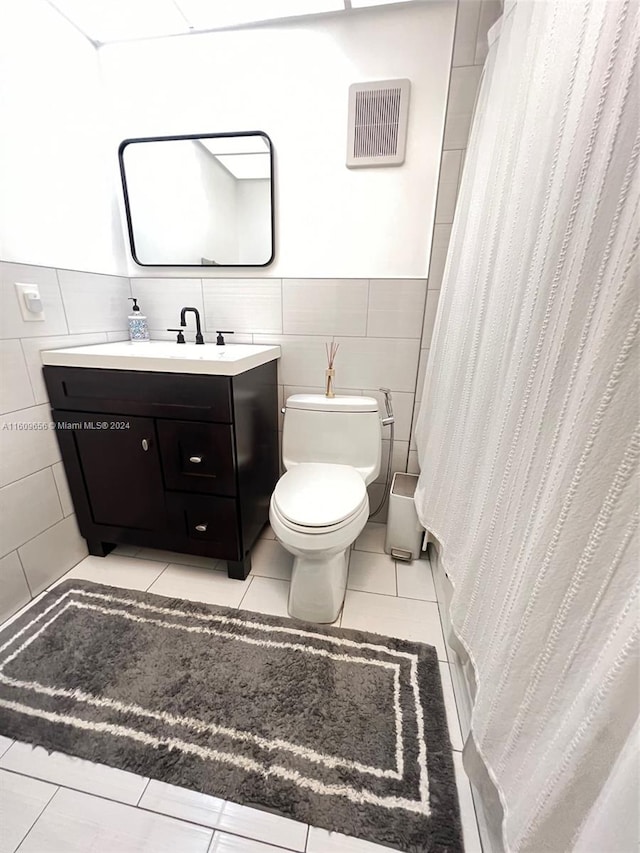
[141, 439, 149, 451]
[195, 523, 208, 532]
[189, 455, 203, 464]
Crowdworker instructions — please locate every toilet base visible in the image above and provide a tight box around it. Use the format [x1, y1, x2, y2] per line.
[288, 549, 349, 623]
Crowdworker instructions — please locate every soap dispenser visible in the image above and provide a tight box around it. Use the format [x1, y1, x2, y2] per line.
[128, 298, 150, 342]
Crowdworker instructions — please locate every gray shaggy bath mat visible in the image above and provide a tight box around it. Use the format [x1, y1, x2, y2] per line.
[0, 580, 463, 852]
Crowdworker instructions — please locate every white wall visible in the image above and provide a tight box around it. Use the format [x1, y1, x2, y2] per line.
[0, 0, 127, 274]
[99, 2, 456, 278]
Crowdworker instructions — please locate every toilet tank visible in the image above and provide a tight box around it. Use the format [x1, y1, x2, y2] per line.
[282, 394, 381, 485]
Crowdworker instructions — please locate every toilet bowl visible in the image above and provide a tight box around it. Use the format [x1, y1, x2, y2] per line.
[269, 395, 381, 623]
[270, 462, 370, 622]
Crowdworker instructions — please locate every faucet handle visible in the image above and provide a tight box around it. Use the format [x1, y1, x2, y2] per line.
[216, 330, 234, 346]
[167, 328, 186, 344]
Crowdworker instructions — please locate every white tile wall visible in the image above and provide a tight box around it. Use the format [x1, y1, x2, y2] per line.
[283, 279, 368, 336]
[0, 550, 31, 623]
[0, 263, 135, 620]
[475, 0, 503, 65]
[131, 278, 204, 335]
[0, 468, 63, 557]
[415, 349, 429, 404]
[0, 263, 68, 339]
[452, 0, 483, 67]
[422, 290, 440, 349]
[203, 278, 282, 334]
[428, 224, 452, 292]
[0, 340, 35, 414]
[332, 337, 420, 393]
[367, 280, 426, 339]
[435, 150, 463, 224]
[443, 65, 484, 150]
[18, 515, 88, 596]
[253, 334, 329, 387]
[0, 404, 60, 488]
[377, 439, 409, 486]
[57, 269, 131, 333]
[52, 461, 74, 517]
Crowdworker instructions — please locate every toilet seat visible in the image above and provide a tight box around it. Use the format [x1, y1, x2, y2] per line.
[272, 463, 367, 532]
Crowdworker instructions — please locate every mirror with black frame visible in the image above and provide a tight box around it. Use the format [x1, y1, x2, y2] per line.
[118, 131, 274, 267]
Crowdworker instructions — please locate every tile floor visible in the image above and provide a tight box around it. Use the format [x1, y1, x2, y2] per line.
[0, 522, 482, 853]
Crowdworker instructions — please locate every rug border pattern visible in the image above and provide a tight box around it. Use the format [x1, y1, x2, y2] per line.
[0, 586, 431, 815]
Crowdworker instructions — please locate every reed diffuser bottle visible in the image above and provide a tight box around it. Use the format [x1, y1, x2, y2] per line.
[325, 342, 339, 398]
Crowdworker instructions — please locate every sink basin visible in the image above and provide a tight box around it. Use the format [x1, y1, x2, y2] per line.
[41, 341, 281, 376]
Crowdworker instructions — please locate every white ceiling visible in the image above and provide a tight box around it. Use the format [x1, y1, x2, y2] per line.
[47, 0, 419, 45]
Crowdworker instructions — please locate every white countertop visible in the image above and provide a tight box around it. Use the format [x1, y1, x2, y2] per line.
[41, 341, 281, 377]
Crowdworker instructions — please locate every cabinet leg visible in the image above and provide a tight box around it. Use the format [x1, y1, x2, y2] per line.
[227, 551, 251, 580]
[87, 540, 115, 558]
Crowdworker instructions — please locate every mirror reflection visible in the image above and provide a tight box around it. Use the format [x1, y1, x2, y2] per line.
[119, 132, 274, 267]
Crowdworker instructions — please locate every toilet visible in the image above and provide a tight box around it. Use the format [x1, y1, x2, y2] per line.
[269, 394, 381, 623]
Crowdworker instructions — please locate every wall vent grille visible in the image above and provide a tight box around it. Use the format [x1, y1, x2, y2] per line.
[347, 79, 410, 168]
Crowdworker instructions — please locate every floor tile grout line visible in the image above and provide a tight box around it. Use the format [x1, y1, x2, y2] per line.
[12, 783, 60, 853]
[345, 585, 438, 604]
[144, 564, 171, 592]
[135, 777, 151, 807]
[0, 765, 148, 812]
[0, 756, 309, 853]
[352, 546, 386, 554]
[0, 737, 14, 761]
[134, 801, 304, 852]
[206, 829, 216, 853]
[3, 760, 304, 850]
[236, 575, 255, 610]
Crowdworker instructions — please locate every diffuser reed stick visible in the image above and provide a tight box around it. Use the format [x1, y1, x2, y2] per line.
[325, 342, 339, 398]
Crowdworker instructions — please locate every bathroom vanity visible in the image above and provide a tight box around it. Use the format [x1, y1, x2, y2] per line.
[42, 342, 280, 579]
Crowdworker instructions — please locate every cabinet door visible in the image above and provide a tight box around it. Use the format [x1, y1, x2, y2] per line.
[56, 412, 165, 531]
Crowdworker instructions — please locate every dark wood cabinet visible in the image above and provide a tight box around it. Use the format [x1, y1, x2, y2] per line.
[44, 361, 278, 579]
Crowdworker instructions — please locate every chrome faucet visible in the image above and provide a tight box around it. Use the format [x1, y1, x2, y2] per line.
[180, 306, 204, 344]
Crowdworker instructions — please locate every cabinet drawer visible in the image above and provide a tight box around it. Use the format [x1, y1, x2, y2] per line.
[44, 366, 232, 422]
[166, 494, 240, 560]
[157, 420, 236, 496]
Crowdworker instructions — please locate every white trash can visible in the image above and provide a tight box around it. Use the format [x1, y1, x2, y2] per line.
[384, 472, 424, 561]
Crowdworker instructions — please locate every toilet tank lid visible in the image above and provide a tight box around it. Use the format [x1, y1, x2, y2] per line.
[285, 394, 378, 413]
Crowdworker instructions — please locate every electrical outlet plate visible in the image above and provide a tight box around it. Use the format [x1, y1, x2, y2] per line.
[15, 282, 45, 322]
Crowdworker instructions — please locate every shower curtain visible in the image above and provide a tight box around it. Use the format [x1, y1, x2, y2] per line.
[414, 0, 639, 851]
